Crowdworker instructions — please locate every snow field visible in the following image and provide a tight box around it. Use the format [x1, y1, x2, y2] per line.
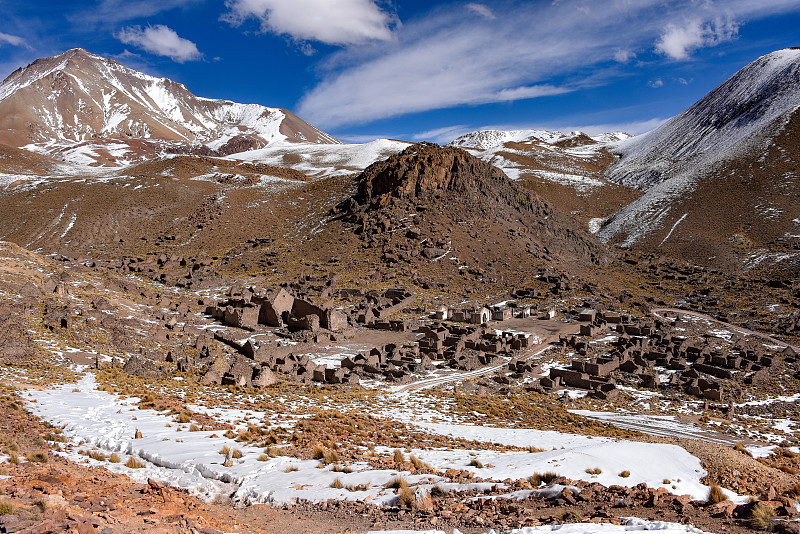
[22, 373, 726, 508]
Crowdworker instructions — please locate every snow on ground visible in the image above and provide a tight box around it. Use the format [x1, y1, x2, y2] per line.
[230, 139, 410, 177]
[569, 411, 735, 445]
[410, 422, 717, 501]
[22, 373, 730, 506]
[361, 518, 712, 533]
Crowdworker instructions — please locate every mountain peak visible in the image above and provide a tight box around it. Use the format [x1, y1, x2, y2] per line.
[0, 48, 339, 164]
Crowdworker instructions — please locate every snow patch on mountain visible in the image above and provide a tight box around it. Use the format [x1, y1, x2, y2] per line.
[607, 48, 800, 192]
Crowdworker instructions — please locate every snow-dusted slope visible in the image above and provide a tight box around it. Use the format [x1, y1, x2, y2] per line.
[599, 48, 800, 272]
[606, 48, 800, 192]
[231, 138, 411, 178]
[0, 48, 339, 162]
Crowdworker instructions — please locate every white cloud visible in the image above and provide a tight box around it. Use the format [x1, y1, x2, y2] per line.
[648, 78, 664, 88]
[72, 0, 199, 25]
[466, 3, 496, 20]
[614, 48, 635, 63]
[655, 17, 739, 60]
[0, 32, 30, 49]
[297, 0, 800, 128]
[222, 0, 396, 46]
[116, 25, 202, 63]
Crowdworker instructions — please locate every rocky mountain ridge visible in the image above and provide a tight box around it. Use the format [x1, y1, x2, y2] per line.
[0, 48, 340, 165]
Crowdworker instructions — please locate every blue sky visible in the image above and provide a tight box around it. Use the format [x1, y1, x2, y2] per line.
[1, 0, 799, 143]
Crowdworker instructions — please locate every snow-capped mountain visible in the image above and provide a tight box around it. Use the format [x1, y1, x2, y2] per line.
[0, 48, 339, 164]
[600, 48, 800, 272]
[605, 47, 800, 192]
[447, 128, 638, 224]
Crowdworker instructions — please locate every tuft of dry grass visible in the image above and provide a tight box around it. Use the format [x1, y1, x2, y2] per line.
[88, 450, 106, 462]
[528, 446, 546, 453]
[749, 503, 776, 531]
[0, 502, 14, 515]
[189, 424, 201, 432]
[346, 483, 370, 492]
[258, 454, 270, 461]
[619, 470, 631, 478]
[313, 444, 340, 465]
[231, 449, 243, 459]
[265, 447, 285, 458]
[531, 472, 558, 486]
[409, 455, 431, 470]
[285, 465, 299, 473]
[330, 477, 344, 489]
[125, 456, 144, 469]
[331, 464, 353, 473]
[393, 449, 405, 464]
[384, 476, 408, 490]
[398, 486, 414, 508]
[468, 459, 484, 469]
[26, 452, 48, 463]
[109, 453, 121, 463]
[707, 485, 727, 505]
[585, 467, 602, 475]
[219, 446, 230, 455]
[177, 412, 192, 424]
[788, 483, 800, 500]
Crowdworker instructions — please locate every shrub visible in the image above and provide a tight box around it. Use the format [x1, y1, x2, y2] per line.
[266, 447, 285, 458]
[398, 486, 414, 508]
[393, 449, 405, 464]
[346, 483, 370, 492]
[531, 472, 558, 486]
[189, 424, 201, 432]
[285, 465, 299, 473]
[330, 477, 343, 489]
[384, 476, 408, 490]
[219, 446, 230, 455]
[258, 454, 270, 461]
[410, 455, 431, 470]
[0, 502, 14, 515]
[749, 503, 776, 531]
[109, 453, 121, 463]
[231, 449, 243, 459]
[177, 413, 191, 424]
[313, 445, 339, 465]
[125, 456, 144, 469]
[26, 452, 48, 463]
[707, 485, 727, 504]
[331, 464, 353, 473]
[469, 459, 484, 469]
[585, 467, 602, 475]
[88, 450, 106, 462]
[619, 470, 631, 478]
[8, 454, 18, 464]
